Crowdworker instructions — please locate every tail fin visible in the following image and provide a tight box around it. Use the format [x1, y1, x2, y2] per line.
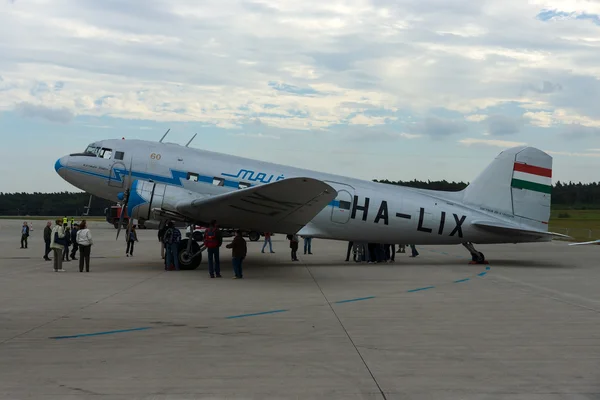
[462, 146, 552, 230]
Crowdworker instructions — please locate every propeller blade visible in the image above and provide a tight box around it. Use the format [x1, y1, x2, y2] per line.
[116, 158, 135, 240]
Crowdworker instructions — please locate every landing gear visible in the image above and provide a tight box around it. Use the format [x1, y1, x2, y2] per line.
[462, 242, 488, 264]
[248, 231, 260, 242]
[178, 239, 204, 270]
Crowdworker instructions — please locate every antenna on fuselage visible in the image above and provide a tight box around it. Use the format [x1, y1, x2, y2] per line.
[159, 128, 171, 143]
[185, 133, 197, 147]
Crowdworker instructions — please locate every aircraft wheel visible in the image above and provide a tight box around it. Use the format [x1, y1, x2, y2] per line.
[472, 252, 485, 263]
[248, 231, 260, 242]
[178, 239, 202, 270]
[114, 222, 119, 229]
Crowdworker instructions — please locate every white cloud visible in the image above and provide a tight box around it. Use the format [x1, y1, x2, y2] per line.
[465, 114, 487, 122]
[348, 114, 395, 126]
[525, 109, 600, 128]
[399, 133, 423, 139]
[459, 138, 527, 148]
[233, 133, 280, 140]
[545, 150, 600, 157]
[0, 0, 599, 141]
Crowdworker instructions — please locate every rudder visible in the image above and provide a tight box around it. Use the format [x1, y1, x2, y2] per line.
[462, 147, 552, 230]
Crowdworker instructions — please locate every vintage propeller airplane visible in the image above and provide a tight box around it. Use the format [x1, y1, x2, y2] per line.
[55, 133, 567, 269]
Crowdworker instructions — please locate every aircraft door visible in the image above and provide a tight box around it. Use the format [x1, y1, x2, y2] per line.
[108, 162, 126, 188]
[326, 181, 354, 224]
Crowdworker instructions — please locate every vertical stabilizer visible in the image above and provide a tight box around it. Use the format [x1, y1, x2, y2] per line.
[462, 147, 552, 230]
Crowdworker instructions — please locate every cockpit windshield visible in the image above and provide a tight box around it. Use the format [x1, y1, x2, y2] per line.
[71, 144, 114, 158]
[85, 145, 101, 156]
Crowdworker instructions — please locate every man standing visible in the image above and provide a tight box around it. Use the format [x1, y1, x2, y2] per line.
[158, 223, 167, 259]
[43, 221, 52, 261]
[203, 220, 222, 278]
[226, 230, 247, 279]
[70, 223, 79, 261]
[20, 221, 30, 249]
[164, 221, 181, 271]
[50, 219, 66, 272]
[303, 236, 312, 255]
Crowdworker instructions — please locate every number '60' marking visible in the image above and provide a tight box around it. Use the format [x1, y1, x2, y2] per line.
[150, 153, 161, 160]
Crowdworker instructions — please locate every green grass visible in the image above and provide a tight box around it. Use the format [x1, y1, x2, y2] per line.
[549, 209, 600, 241]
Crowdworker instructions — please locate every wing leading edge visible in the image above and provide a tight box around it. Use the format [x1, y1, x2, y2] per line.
[175, 177, 337, 234]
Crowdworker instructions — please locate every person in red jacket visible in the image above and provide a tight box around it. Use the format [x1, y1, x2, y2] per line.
[203, 220, 222, 278]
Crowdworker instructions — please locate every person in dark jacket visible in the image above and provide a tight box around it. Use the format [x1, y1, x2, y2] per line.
[62, 226, 71, 261]
[226, 230, 247, 279]
[158, 224, 167, 259]
[126, 226, 138, 257]
[20, 221, 30, 249]
[70, 223, 79, 260]
[43, 221, 52, 260]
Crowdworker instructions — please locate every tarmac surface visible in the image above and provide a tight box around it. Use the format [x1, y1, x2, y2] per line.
[0, 219, 599, 399]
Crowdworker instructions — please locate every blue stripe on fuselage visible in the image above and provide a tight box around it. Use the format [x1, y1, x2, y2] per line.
[59, 162, 343, 208]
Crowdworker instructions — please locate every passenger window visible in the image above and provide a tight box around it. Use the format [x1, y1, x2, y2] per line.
[212, 177, 224, 186]
[339, 200, 351, 210]
[114, 151, 124, 160]
[238, 182, 251, 189]
[99, 148, 113, 159]
[187, 172, 199, 182]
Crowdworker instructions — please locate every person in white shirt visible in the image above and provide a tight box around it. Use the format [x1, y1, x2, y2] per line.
[76, 220, 93, 272]
[50, 219, 66, 272]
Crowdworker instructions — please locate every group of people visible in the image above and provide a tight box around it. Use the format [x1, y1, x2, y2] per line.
[345, 242, 419, 263]
[41, 218, 93, 272]
[261, 233, 314, 261]
[158, 220, 247, 279]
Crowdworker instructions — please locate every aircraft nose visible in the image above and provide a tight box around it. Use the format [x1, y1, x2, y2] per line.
[54, 156, 69, 175]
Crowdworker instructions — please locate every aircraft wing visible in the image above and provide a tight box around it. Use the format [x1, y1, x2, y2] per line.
[568, 239, 600, 246]
[175, 177, 337, 234]
[471, 220, 572, 239]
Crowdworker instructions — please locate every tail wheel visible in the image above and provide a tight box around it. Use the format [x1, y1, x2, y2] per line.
[473, 252, 485, 263]
[178, 239, 202, 270]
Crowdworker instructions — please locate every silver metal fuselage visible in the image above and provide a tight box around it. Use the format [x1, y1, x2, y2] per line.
[55, 138, 547, 245]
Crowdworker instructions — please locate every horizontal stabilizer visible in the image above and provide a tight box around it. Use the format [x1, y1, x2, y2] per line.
[472, 220, 571, 239]
[175, 177, 337, 234]
[568, 239, 600, 246]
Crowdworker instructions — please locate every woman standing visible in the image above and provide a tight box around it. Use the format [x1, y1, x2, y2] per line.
[126, 225, 138, 257]
[261, 232, 274, 253]
[76, 220, 93, 272]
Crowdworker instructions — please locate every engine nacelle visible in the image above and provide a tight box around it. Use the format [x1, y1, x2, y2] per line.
[126, 179, 203, 222]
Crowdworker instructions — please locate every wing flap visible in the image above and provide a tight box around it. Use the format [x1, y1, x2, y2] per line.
[176, 177, 337, 234]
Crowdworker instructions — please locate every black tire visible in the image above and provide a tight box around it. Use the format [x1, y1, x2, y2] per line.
[113, 222, 119, 229]
[177, 239, 202, 270]
[472, 252, 485, 263]
[248, 231, 260, 242]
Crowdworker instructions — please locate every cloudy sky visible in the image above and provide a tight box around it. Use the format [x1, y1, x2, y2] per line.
[1, 0, 600, 193]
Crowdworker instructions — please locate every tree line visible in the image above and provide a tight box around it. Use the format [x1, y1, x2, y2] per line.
[1, 180, 599, 216]
[374, 180, 600, 208]
[0, 192, 114, 217]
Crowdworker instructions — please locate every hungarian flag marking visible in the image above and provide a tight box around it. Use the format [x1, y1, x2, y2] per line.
[511, 162, 552, 194]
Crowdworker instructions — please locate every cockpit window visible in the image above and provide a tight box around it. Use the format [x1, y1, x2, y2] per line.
[114, 151, 124, 160]
[99, 148, 112, 159]
[85, 145, 100, 156]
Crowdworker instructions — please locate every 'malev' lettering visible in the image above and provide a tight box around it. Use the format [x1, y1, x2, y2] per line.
[351, 196, 369, 221]
[374, 201, 389, 225]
